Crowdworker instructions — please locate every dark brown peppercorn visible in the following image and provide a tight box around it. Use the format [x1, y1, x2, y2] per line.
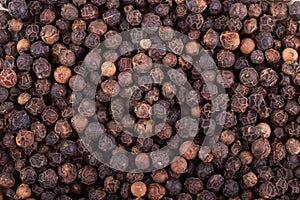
[40, 9, 56, 25]
[251, 138, 271, 159]
[103, 9, 121, 27]
[259, 68, 278, 87]
[271, 109, 288, 127]
[59, 49, 76, 67]
[81, 4, 98, 21]
[61, 3, 78, 21]
[147, 183, 166, 200]
[30, 41, 49, 58]
[255, 31, 274, 50]
[239, 67, 259, 87]
[58, 163, 77, 184]
[33, 58, 51, 79]
[217, 49, 235, 68]
[258, 182, 276, 199]
[38, 169, 58, 189]
[0, 172, 15, 188]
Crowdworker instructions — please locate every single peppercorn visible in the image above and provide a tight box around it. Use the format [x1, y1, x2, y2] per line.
[16, 130, 34, 148]
[251, 138, 271, 159]
[39, 25, 59, 46]
[131, 181, 147, 197]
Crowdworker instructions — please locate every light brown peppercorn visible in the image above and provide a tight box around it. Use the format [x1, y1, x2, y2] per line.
[101, 61, 116, 77]
[54, 66, 72, 84]
[170, 156, 187, 174]
[140, 39, 152, 50]
[131, 181, 147, 197]
[282, 48, 298, 62]
[40, 25, 60, 45]
[17, 92, 31, 105]
[239, 150, 253, 165]
[16, 183, 31, 199]
[202, 28, 219, 49]
[256, 122, 271, 138]
[185, 41, 200, 56]
[220, 31, 240, 50]
[243, 172, 258, 188]
[8, 19, 23, 32]
[186, 0, 207, 14]
[17, 39, 31, 54]
[88, 19, 107, 36]
[265, 48, 281, 64]
[16, 130, 34, 148]
[286, 138, 300, 155]
[179, 141, 199, 160]
[240, 38, 255, 55]
[220, 130, 235, 145]
[72, 19, 87, 31]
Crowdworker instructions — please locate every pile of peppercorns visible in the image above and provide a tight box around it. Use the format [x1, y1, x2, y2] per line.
[0, 0, 300, 199]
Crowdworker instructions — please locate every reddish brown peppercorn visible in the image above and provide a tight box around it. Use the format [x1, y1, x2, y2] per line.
[131, 181, 147, 197]
[0, 68, 17, 89]
[170, 156, 187, 174]
[220, 31, 240, 50]
[16, 130, 34, 149]
[240, 38, 255, 55]
[54, 66, 72, 84]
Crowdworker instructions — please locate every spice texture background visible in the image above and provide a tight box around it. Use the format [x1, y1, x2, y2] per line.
[0, 0, 300, 199]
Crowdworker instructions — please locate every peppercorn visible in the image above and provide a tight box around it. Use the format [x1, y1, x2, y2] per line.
[243, 172, 258, 188]
[0, 68, 17, 89]
[186, 0, 207, 14]
[53, 66, 72, 84]
[282, 48, 298, 63]
[40, 25, 60, 45]
[130, 181, 147, 197]
[243, 18, 258, 35]
[217, 49, 235, 68]
[251, 138, 271, 159]
[147, 183, 166, 200]
[16, 130, 34, 148]
[240, 38, 255, 55]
